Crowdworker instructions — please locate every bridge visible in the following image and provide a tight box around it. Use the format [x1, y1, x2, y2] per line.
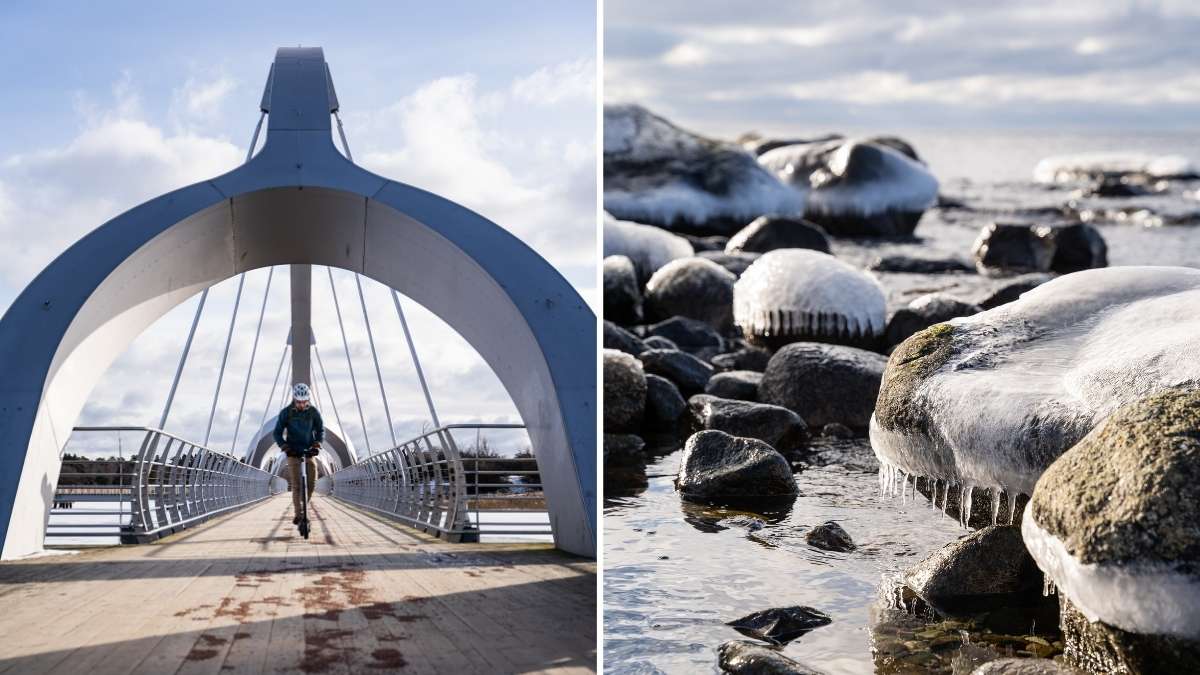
[0, 47, 596, 672]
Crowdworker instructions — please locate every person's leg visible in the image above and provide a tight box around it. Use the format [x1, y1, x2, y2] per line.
[304, 455, 317, 501]
[288, 456, 302, 521]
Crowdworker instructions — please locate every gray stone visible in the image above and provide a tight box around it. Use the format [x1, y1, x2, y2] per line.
[725, 216, 831, 255]
[688, 394, 808, 452]
[726, 606, 833, 645]
[603, 255, 642, 325]
[712, 346, 773, 373]
[642, 335, 678, 351]
[603, 349, 646, 433]
[869, 254, 972, 274]
[644, 257, 737, 331]
[705, 370, 762, 401]
[647, 316, 724, 357]
[971, 658, 1078, 674]
[603, 320, 645, 356]
[978, 273, 1055, 309]
[604, 433, 647, 494]
[759, 342, 886, 429]
[639, 348, 714, 395]
[972, 222, 1057, 276]
[718, 640, 823, 675]
[1046, 222, 1107, 274]
[805, 521, 855, 552]
[903, 526, 1041, 613]
[697, 250, 760, 277]
[644, 374, 687, 428]
[884, 293, 981, 349]
[676, 430, 797, 503]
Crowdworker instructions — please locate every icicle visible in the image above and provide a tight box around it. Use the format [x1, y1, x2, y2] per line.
[957, 485, 966, 526]
[1007, 491, 1018, 526]
[991, 488, 1001, 527]
[963, 486, 975, 528]
[900, 471, 908, 504]
[1043, 575, 1057, 597]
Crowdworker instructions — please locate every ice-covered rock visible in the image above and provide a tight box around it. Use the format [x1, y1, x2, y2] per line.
[1034, 152, 1200, 184]
[733, 249, 887, 350]
[762, 139, 938, 237]
[1022, 387, 1200, 669]
[603, 104, 804, 235]
[603, 212, 694, 281]
[871, 266, 1200, 521]
[644, 257, 737, 331]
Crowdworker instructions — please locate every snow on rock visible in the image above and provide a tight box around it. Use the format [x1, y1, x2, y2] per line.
[603, 104, 804, 235]
[871, 266, 1200, 506]
[733, 249, 886, 349]
[603, 212, 694, 280]
[1034, 152, 1200, 184]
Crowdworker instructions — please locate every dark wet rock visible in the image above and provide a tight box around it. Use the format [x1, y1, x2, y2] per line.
[603, 349, 646, 433]
[683, 234, 729, 252]
[820, 423, 855, 439]
[734, 250, 887, 351]
[712, 346, 774, 373]
[644, 374, 687, 429]
[603, 320, 645, 356]
[884, 293, 981, 349]
[904, 526, 1042, 613]
[645, 257, 738, 331]
[971, 657, 1079, 674]
[647, 316, 725, 357]
[1078, 176, 1154, 198]
[705, 370, 762, 401]
[688, 394, 808, 453]
[603, 255, 643, 325]
[676, 430, 797, 503]
[868, 255, 972, 274]
[1045, 222, 1107, 274]
[1059, 597, 1199, 675]
[725, 216, 831, 255]
[642, 335, 678, 351]
[978, 273, 1054, 309]
[726, 606, 833, 645]
[697, 250, 761, 277]
[639, 348, 714, 395]
[972, 222, 1057, 276]
[937, 194, 970, 209]
[603, 104, 804, 235]
[603, 213, 694, 282]
[759, 342, 887, 429]
[1025, 388, 1200, 670]
[805, 521, 855, 552]
[604, 433, 647, 494]
[718, 640, 823, 674]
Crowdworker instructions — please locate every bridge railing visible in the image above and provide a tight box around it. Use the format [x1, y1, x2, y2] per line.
[47, 427, 281, 545]
[325, 424, 552, 542]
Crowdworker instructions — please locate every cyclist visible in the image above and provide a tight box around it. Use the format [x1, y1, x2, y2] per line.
[273, 383, 324, 524]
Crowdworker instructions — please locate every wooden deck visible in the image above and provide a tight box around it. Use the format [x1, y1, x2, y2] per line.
[0, 494, 596, 674]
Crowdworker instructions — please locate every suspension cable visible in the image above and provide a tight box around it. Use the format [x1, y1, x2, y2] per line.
[158, 289, 208, 430]
[246, 111, 266, 162]
[314, 343, 349, 452]
[326, 267, 372, 455]
[229, 267, 274, 455]
[204, 274, 246, 448]
[392, 289, 442, 429]
[333, 111, 353, 161]
[258, 342, 290, 439]
[355, 275, 397, 447]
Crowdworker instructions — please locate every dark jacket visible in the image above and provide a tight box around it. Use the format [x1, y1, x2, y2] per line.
[273, 404, 325, 455]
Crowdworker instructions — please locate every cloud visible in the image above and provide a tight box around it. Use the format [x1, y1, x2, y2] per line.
[172, 75, 238, 124]
[511, 58, 596, 104]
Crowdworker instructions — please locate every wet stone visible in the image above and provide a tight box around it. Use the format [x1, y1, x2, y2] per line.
[869, 254, 972, 274]
[972, 222, 1057, 276]
[676, 430, 797, 504]
[1045, 222, 1107, 274]
[718, 640, 823, 675]
[688, 394, 808, 453]
[758, 342, 887, 430]
[604, 433, 647, 495]
[705, 370, 762, 402]
[903, 526, 1042, 614]
[712, 346, 773, 373]
[725, 215, 832, 255]
[977, 273, 1055, 310]
[647, 315, 725, 357]
[805, 521, 855, 552]
[644, 374, 687, 429]
[603, 320, 645, 356]
[603, 255, 643, 325]
[884, 293, 981, 349]
[645, 257, 738, 331]
[726, 606, 833, 645]
[697, 250, 761, 277]
[642, 335, 679, 351]
[639, 348, 714, 395]
[603, 349, 646, 433]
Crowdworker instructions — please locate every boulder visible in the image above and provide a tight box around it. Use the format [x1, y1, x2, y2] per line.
[676, 430, 797, 503]
[603, 255, 643, 325]
[712, 346, 774, 373]
[603, 212, 694, 282]
[696, 250, 760, 277]
[734, 249, 887, 351]
[1023, 388, 1200, 672]
[603, 320, 645, 356]
[903, 526, 1042, 613]
[644, 374, 687, 428]
[603, 349, 646, 433]
[972, 222, 1057, 276]
[642, 335, 678, 351]
[805, 521, 855, 552]
[1033, 152, 1200, 184]
[718, 641, 823, 675]
[647, 315, 724, 356]
[868, 254, 972, 274]
[759, 342, 887, 429]
[603, 104, 803, 235]
[884, 293, 981, 349]
[1046, 223, 1107, 274]
[726, 606, 833, 645]
[645, 258, 737, 331]
[639, 348, 714, 395]
[705, 370, 762, 401]
[688, 394, 808, 452]
[683, 234, 729, 252]
[725, 216, 831, 255]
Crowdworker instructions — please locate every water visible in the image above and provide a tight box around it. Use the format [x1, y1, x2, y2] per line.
[603, 130, 1200, 673]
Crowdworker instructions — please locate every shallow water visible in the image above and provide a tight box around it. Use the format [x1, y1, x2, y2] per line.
[603, 130, 1200, 673]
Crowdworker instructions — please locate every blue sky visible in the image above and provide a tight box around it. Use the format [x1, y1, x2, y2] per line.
[0, 1, 596, 455]
[605, 0, 1200, 138]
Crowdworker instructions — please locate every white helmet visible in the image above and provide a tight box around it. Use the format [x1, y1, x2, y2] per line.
[292, 382, 312, 402]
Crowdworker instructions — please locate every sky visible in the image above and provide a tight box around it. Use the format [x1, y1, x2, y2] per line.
[605, 0, 1200, 139]
[0, 1, 597, 458]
